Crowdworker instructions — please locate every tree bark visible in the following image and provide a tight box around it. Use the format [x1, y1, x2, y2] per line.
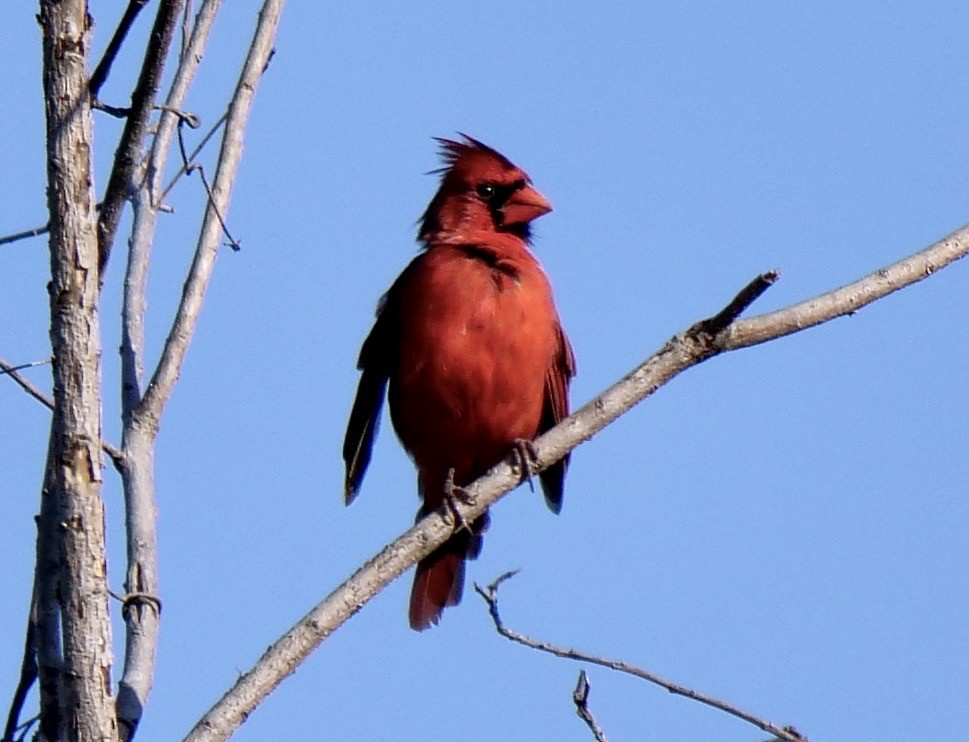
[39, 0, 117, 738]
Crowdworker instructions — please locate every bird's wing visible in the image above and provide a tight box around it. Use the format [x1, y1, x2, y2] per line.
[342, 288, 397, 505]
[538, 323, 576, 513]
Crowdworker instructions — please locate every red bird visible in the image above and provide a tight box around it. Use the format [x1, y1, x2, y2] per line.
[343, 136, 575, 630]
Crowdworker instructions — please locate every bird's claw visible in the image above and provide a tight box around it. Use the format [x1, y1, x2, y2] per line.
[443, 468, 475, 535]
[512, 438, 538, 492]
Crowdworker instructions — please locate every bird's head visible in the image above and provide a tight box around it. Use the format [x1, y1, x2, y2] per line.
[418, 135, 552, 243]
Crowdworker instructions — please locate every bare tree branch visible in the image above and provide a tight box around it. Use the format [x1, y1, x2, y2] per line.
[97, 0, 185, 280]
[38, 0, 116, 737]
[174, 118, 240, 249]
[123, 0, 225, 413]
[0, 357, 53, 409]
[89, 0, 150, 102]
[476, 572, 805, 742]
[0, 358, 52, 375]
[725, 225, 969, 349]
[185, 220, 968, 740]
[160, 113, 226, 203]
[115, 2, 226, 737]
[0, 356, 124, 469]
[573, 671, 608, 742]
[137, 0, 283, 430]
[0, 223, 50, 247]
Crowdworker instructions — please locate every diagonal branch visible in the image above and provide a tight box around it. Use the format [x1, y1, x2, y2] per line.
[174, 118, 240, 250]
[475, 572, 805, 742]
[0, 223, 50, 248]
[185, 219, 969, 741]
[123, 0, 225, 414]
[136, 0, 283, 431]
[0, 356, 124, 469]
[89, 0, 150, 102]
[0, 357, 54, 410]
[726, 225, 969, 349]
[97, 0, 185, 280]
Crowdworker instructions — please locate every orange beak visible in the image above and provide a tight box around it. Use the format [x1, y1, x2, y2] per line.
[500, 184, 553, 226]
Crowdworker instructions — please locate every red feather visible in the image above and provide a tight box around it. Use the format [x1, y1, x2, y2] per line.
[344, 137, 574, 630]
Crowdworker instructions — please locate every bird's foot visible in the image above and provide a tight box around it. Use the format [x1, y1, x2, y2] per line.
[442, 467, 475, 535]
[511, 438, 538, 492]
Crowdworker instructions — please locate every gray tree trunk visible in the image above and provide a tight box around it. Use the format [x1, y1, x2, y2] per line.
[38, 0, 117, 738]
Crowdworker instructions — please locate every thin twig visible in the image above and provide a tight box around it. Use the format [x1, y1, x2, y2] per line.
[89, 0, 151, 100]
[97, 0, 185, 281]
[175, 118, 240, 249]
[0, 357, 55, 411]
[693, 269, 781, 335]
[573, 671, 608, 742]
[155, 104, 201, 129]
[0, 223, 50, 247]
[160, 113, 227, 203]
[92, 99, 132, 119]
[138, 0, 282, 432]
[0, 356, 124, 469]
[475, 573, 805, 742]
[0, 358, 52, 376]
[185, 219, 969, 741]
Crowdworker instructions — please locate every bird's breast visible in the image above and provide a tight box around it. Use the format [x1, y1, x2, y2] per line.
[388, 244, 558, 480]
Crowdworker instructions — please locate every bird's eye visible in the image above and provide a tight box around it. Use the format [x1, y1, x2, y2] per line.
[475, 183, 496, 200]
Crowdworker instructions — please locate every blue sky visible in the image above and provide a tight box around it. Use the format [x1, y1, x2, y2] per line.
[2, 2, 968, 740]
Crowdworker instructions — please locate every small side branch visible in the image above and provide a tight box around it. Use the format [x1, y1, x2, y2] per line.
[0, 223, 50, 247]
[692, 269, 780, 336]
[726, 225, 969, 349]
[0, 356, 124, 470]
[475, 573, 805, 742]
[0, 358, 52, 375]
[160, 112, 225, 202]
[138, 0, 283, 429]
[0, 358, 54, 408]
[174, 118, 240, 250]
[573, 671, 608, 742]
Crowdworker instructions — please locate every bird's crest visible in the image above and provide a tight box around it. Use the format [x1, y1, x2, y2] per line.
[427, 134, 516, 176]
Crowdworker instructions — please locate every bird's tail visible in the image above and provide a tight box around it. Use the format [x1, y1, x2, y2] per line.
[409, 510, 489, 631]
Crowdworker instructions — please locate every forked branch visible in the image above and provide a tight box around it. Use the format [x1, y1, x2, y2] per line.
[475, 572, 805, 742]
[137, 0, 283, 429]
[573, 671, 608, 742]
[184, 220, 969, 741]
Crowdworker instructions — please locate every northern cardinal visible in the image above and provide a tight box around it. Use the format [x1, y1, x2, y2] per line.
[343, 136, 574, 630]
